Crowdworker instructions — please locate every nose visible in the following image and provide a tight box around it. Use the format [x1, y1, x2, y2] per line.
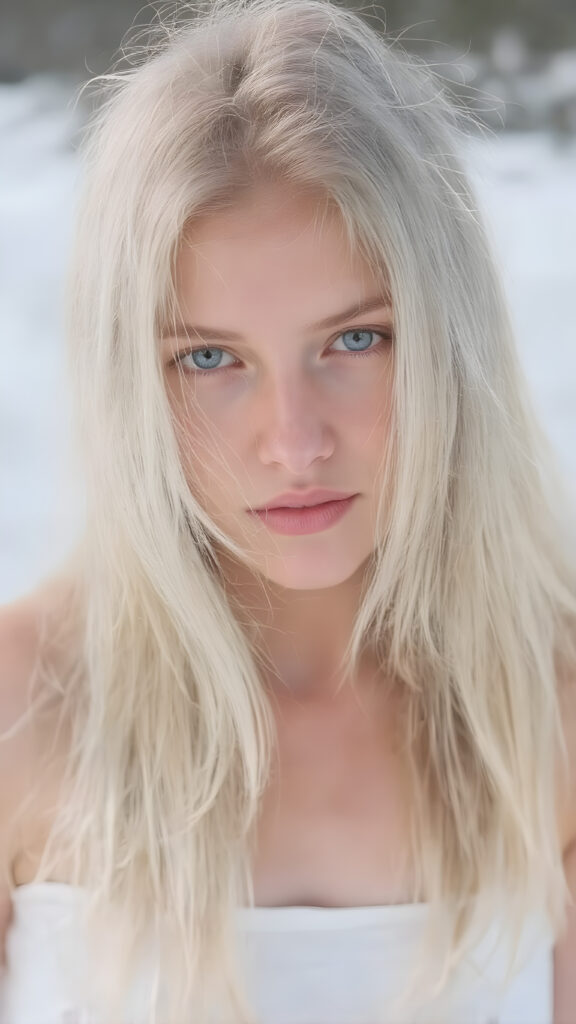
[256, 370, 335, 473]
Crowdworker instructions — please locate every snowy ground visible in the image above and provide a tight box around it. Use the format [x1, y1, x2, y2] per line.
[1, 78, 575, 604]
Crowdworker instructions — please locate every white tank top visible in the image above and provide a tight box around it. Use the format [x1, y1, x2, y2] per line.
[0, 882, 554, 1024]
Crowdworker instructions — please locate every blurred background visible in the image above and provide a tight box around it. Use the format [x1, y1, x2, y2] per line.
[1, 0, 575, 603]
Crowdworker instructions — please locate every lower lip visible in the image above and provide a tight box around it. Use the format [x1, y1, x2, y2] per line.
[248, 495, 358, 535]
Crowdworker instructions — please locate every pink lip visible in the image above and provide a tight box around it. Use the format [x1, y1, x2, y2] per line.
[247, 494, 358, 535]
[252, 488, 357, 511]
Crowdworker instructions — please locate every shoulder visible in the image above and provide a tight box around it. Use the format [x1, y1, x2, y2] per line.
[0, 589, 45, 962]
[0, 575, 75, 911]
[0, 591, 45, 855]
[555, 629, 576, 856]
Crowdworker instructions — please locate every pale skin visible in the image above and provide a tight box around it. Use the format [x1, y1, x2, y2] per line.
[164, 182, 395, 701]
[1, 183, 576, 1020]
[163, 183, 412, 906]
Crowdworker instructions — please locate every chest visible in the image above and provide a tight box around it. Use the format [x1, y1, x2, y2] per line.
[12, 683, 573, 909]
[249, 686, 417, 908]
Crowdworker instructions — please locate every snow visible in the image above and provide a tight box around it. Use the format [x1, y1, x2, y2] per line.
[1, 80, 574, 603]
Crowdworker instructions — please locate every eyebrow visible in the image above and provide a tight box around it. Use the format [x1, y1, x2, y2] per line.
[161, 294, 392, 343]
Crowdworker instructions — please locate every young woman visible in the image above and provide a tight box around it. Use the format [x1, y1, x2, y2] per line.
[1, 0, 576, 1021]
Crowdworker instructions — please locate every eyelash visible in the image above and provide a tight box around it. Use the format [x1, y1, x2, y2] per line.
[170, 326, 394, 378]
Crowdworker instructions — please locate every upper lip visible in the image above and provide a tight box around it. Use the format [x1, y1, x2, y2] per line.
[251, 489, 357, 511]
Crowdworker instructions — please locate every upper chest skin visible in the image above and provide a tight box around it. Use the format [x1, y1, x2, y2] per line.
[249, 678, 417, 907]
[12, 674, 576, 908]
[13, 675, 415, 906]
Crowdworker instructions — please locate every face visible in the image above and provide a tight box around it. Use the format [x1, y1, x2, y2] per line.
[163, 184, 394, 595]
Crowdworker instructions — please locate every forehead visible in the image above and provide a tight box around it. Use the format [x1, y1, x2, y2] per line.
[173, 186, 382, 318]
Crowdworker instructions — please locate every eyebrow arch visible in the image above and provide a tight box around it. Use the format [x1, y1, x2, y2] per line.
[161, 294, 392, 343]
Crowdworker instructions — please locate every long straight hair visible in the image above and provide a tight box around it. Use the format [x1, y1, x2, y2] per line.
[21, 0, 576, 1020]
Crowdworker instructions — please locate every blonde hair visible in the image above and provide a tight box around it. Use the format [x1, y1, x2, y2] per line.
[18, 0, 576, 1020]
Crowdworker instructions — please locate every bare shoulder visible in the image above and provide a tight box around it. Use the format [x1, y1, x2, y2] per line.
[0, 572, 77, 826]
[555, 628, 576, 857]
[0, 590, 45, 858]
[0, 590, 45, 962]
[0, 573, 76, 962]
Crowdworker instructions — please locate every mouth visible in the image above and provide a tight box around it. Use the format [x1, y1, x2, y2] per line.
[247, 495, 359, 535]
[268, 499, 333, 510]
[253, 491, 358, 512]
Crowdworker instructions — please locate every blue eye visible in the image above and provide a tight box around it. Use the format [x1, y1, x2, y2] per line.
[332, 328, 389, 355]
[183, 346, 235, 373]
[171, 326, 393, 377]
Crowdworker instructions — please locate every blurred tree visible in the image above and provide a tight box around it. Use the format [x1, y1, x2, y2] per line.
[1, 0, 575, 80]
[342, 0, 576, 51]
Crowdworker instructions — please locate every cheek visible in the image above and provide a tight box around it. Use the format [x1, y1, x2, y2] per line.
[167, 374, 237, 437]
[345, 366, 394, 444]
[165, 387, 207, 484]
[168, 392, 243, 501]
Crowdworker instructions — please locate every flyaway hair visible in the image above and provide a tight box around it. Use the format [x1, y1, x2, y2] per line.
[11, 0, 576, 1020]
